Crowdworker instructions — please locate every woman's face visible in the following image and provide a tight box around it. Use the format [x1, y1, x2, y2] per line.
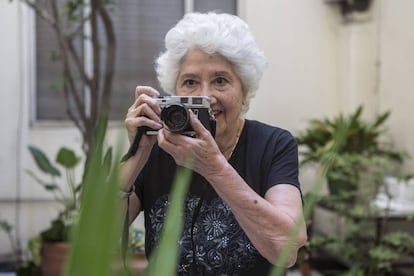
[175, 48, 245, 140]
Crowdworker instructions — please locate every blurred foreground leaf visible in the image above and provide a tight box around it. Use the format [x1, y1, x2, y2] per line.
[145, 166, 193, 276]
[64, 124, 123, 276]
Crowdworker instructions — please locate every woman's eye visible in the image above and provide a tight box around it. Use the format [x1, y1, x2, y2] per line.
[183, 79, 197, 86]
[215, 77, 228, 86]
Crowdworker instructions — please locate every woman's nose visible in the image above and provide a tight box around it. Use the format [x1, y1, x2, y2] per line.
[199, 84, 210, 97]
[199, 85, 217, 104]
[200, 84, 215, 97]
[209, 95, 217, 105]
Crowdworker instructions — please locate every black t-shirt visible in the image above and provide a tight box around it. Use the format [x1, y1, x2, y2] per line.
[134, 119, 300, 275]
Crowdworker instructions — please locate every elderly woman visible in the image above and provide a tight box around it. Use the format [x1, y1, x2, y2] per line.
[121, 12, 307, 275]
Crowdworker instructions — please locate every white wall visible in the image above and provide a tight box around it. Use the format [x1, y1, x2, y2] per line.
[377, 0, 414, 173]
[0, 0, 33, 257]
[243, 0, 342, 194]
[0, 0, 28, 201]
[1, 0, 414, 257]
[244, 0, 341, 131]
[244, 0, 414, 190]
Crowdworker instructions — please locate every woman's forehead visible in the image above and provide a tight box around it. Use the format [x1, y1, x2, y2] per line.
[178, 49, 236, 76]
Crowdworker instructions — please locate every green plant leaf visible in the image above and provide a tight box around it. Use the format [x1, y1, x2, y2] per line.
[56, 147, 81, 169]
[103, 146, 113, 174]
[26, 169, 65, 197]
[63, 120, 123, 276]
[0, 220, 12, 233]
[28, 145, 61, 177]
[372, 110, 390, 129]
[41, 219, 70, 242]
[145, 166, 193, 276]
[43, 184, 60, 192]
[28, 235, 42, 266]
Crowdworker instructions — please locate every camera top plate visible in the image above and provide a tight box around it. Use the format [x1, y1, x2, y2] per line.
[154, 96, 211, 108]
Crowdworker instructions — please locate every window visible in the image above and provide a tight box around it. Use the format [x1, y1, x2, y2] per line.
[35, 0, 237, 120]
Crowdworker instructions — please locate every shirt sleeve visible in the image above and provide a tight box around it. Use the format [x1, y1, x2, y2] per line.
[264, 129, 300, 191]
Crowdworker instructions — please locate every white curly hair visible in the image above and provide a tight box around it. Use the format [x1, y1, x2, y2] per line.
[155, 12, 267, 113]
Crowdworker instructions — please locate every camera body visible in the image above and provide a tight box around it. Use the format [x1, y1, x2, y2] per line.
[145, 96, 216, 137]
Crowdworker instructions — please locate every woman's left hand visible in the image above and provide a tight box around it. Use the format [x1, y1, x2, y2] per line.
[159, 112, 308, 266]
[157, 112, 225, 176]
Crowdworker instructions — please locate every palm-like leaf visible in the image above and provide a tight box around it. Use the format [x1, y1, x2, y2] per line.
[296, 106, 404, 164]
[28, 145, 61, 177]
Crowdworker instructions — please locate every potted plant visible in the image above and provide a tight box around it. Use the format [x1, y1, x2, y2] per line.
[309, 216, 414, 275]
[296, 106, 406, 201]
[303, 180, 414, 275]
[27, 146, 82, 276]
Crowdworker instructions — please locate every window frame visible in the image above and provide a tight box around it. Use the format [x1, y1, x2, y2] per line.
[30, 0, 239, 124]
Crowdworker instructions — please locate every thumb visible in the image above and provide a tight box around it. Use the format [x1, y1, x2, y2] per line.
[189, 110, 210, 137]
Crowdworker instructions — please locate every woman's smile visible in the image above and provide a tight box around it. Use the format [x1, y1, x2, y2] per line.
[212, 109, 222, 119]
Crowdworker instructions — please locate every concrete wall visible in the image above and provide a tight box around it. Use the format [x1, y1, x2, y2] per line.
[243, 0, 341, 128]
[1, 0, 414, 256]
[377, 0, 414, 173]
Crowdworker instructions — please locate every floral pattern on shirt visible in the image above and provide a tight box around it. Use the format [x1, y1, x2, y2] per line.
[148, 194, 259, 275]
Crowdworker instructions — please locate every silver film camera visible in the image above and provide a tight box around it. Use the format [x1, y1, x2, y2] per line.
[145, 96, 216, 137]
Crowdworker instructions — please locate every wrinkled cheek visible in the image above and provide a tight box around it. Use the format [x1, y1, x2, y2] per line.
[214, 118, 226, 138]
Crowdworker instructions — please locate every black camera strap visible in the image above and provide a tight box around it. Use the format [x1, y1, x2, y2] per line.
[121, 126, 146, 162]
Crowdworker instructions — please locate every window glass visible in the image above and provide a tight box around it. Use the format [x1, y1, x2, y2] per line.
[109, 0, 184, 119]
[194, 0, 237, 14]
[35, 1, 237, 120]
[35, 12, 78, 120]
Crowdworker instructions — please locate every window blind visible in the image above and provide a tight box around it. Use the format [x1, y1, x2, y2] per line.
[35, 0, 237, 120]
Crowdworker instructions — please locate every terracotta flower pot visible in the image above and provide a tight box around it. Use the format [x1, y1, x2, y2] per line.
[40, 241, 69, 276]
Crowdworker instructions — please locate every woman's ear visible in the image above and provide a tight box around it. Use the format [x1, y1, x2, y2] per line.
[242, 92, 248, 106]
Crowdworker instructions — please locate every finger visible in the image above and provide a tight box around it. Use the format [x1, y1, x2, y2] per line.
[125, 103, 163, 142]
[132, 87, 162, 114]
[160, 128, 184, 145]
[158, 129, 179, 151]
[157, 128, 168, 146]
[125, 114, 162, 143]
[158, 129, 195, 166]
[128, 102, 161, 123]
[189, 110, 211, 138]
[131, 94, 162, 115]
[134, 85, 160, 99]
[126, 115, 162, 132]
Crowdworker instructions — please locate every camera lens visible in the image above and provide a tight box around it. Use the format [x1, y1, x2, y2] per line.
[161, 104, 190, 132]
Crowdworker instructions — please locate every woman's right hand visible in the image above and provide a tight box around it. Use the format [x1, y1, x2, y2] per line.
[125, 86, 163, 149]
[120, 86, 162, 193]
